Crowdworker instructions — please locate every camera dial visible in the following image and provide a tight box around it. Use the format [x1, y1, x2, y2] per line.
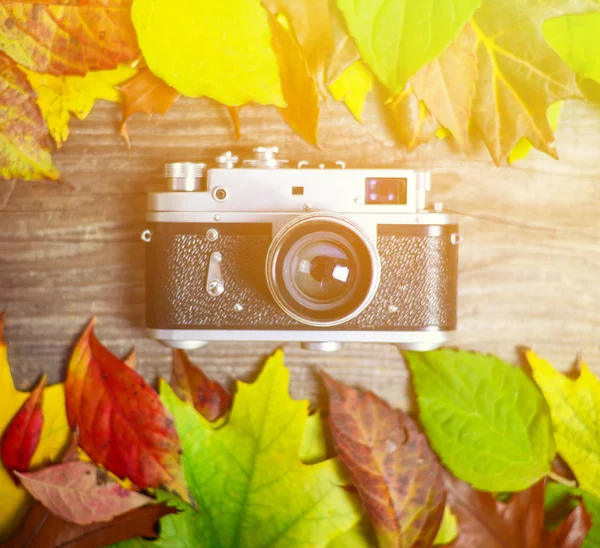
[266, 213, 380, 327]
[165, 162, 206, 191]
[243, 146, 288, 169]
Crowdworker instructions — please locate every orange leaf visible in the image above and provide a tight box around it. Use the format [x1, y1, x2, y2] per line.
[270, 15, 320, 146]
[227, 106, 242, 140]
[0, 375, 46, 483]
[171, 350, 231, 422]
[0, 2, 139, 76]
[323, 373, 446, 547]
[65, 319, 185, 494]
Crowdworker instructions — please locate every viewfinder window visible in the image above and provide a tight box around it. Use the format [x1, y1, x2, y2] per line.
[365, 178, 407, 205]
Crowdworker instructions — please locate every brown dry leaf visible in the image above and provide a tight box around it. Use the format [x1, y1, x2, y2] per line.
[3, 500, 176, 548]
[323, 373, 446, 548]
[0, 2, 139, 76]
[388, 85, 440, 151]
[446, 473, 591, 547]
[270, 14, 320, 145]
[412, 24, 478, 147]
[171, 349, 231, 422]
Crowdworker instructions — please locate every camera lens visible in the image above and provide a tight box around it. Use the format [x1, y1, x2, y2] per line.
[266, 214, 380, 326]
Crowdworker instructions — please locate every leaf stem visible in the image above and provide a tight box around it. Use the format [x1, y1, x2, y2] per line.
[548, 471, 577, 488]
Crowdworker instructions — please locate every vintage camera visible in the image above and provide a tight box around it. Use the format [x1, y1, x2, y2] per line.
[142, 147, 460, 352]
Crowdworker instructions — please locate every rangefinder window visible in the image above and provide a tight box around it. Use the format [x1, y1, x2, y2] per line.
[365, 177, 408, 205]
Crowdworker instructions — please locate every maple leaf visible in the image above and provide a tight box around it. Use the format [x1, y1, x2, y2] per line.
[3, 500, 177, 548]
[119, 68, 180, 146]
[337, 0, 481, 95]
[325, 0, 360, 84]
[1, 375, 46, 483]
[0, 53, 58, 182]
[24, 65, 137, 148]
[17, 460, 154, 525]
[468, 0, 589, 164]
[270, 14, 320, 145]
[411, 23, 478, 147]
[171, 349, 231, 422]
[527, 350, 600, 501]
[0, 2, 139, 76]
[445, 473, 591, 547]
[131, 0, 285, 106]
[323, 372, 446, 548]
[329, 60, 373, 121]
[0, 312, 70, 541]
[65, 318, 185, 495]
[156, 350, 363, 546]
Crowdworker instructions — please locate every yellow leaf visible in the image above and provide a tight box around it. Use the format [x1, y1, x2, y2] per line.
[527, 350, 600, 499]
[0, 315, 70, 541]
[329, 60, 373, 122]
[24, 65, 137, 148]
[131, 0, 285, 106]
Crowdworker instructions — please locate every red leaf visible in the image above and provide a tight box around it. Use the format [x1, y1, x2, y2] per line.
[1, 374, 46, 482]
[323, 373, 446, 547]
[3, 500, 177, 548]
[16, 460, 154, 525]
[171, 349, 231, 422]
[446, 473, 591, 547]
[0, 3, 139, 76]
[65, 319, 184, 493]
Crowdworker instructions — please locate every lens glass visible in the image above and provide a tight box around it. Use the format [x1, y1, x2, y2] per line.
[290, 239, 355, 303]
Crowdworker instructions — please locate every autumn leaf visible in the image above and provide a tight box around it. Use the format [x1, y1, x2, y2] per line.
[1, 375, 46, 482]
[17, 460, 154, 525]
[543, 12, 600, 86]
[323, 372, 446, 548]
[119, 68, 180, 146]
[0, 312, 70, 541]
[329, 60, 373, 121]
[227, 106, 242, 139]
[24, 65, 137, 148]
[157, 350, 363, 546]
[527, 351, 600, 501]
[405, 349, 555, 492]
[411, 24, 478, 147]
[337, 0, 481, 95]
[4, 500, 177, 548]
[387, 85, 440, 150]
[446, 473, 591, 547]
[65, 318, 185, 495]
[509, 102, 563, 163]
[131, 0, 284, 106]
[0, 3, 139, 76]
[469, 0, 587, 164]
[171, 349, 230, 422]
[326, 0, 360, 84]
[0, 53, 58, 182]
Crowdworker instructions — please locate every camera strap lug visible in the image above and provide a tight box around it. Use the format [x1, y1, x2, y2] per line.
[206, 252, 225, 297]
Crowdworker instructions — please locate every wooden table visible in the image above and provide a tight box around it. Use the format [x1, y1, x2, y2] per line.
[1, 95, 599, 410]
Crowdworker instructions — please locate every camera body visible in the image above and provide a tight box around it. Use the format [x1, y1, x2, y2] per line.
[143, 148, 460, 351]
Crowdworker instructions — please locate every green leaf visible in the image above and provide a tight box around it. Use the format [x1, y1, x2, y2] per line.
[543, 12, 600, 86]
[299, 411, 329, 463]
[433, 505, 458, 546]
[405, 349, 555, 492]
[157, 350, 362, 547]
[336, 0, 482, 95]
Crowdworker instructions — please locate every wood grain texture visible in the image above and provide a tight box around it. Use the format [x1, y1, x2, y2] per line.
[1, 94, 599, 410]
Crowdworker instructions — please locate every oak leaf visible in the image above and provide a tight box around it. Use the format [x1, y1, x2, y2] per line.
[0, 313, 70, 541]
[119, 68, 180, 146]
[131, 0, 285, 106]
[528, 351, 600, 501]
[270, 14, 320, 145]
[65, 319, 185, 495]
[446, 473, 591, 547]
[323, 372, 446, 548]
[329, 60, 373, 121]
[24, 65, 137, 148]
[16, 460, 154, 525]
[0, 2, 139, 76]
[3, 500, 176, 548]
[171, 349, 231, 422]
[336, 0, 481, 95]
[1, 375, 46, 482]
[0, 53, 58, 182]
[411, 24, 478, 147]
[157, 350, 363, 546]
